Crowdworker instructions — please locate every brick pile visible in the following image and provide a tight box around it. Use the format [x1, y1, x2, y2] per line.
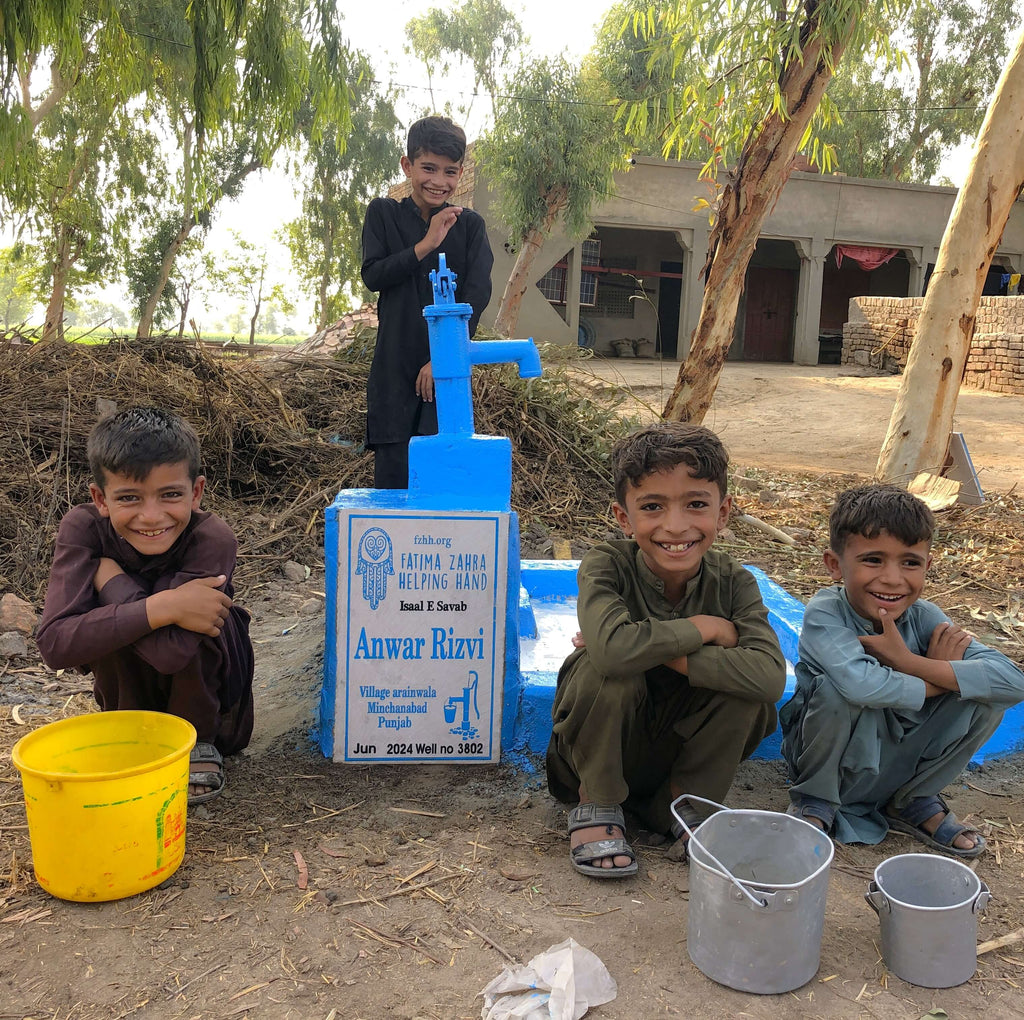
[843, 296, 1024, 395]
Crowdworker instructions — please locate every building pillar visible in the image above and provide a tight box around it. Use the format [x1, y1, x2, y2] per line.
[678, 225, 708, 361]
[905, 246, 926, 297]
[565, 244, 582, 337]
[793, 236, 827, 366]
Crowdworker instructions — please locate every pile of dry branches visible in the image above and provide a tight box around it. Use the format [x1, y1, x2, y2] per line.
[0, 335, 624, 600]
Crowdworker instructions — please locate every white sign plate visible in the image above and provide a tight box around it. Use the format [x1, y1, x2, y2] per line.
[334, 510, 509, 763]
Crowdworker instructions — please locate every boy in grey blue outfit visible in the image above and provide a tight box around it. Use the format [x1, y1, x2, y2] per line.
[781, 484, 1024, 857]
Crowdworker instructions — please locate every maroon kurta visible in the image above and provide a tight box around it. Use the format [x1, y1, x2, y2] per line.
[37, 504, 254, 752]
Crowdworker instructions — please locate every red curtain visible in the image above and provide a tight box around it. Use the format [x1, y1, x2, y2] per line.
[833, 245, 900, 271]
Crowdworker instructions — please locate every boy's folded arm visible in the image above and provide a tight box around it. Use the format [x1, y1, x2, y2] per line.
[36, 536, 152, 669]
[577, 564, 703, 677]
[125, 525, 238, 673]
[684, 573, 787, 702]
[798, 597, 926, 710]
[951, 638, 1024, 705]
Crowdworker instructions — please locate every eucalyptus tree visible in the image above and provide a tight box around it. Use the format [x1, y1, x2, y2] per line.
[877, 26, 1024, 483]
[283, 61, 402, 333]
[405, 0, 523, 121]
[0, 0, 346, 183]
[476, 56, 628, 337]
[823, 0, 1015, 181]
[0, 246, 37, 327]
[621, 0, 908, 424]
[587, 0, 686, 158]
[128, 0, 352, 337]
[4, 0, 351, 338]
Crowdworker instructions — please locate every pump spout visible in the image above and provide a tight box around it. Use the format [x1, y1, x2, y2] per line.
[468, 338, 542, 378]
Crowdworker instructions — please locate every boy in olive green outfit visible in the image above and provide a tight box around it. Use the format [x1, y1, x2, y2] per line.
[546, 423, 786, 877]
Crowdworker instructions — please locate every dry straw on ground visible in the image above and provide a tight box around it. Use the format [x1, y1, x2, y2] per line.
[1, 332, 1021, 664]
[0, 334, 623, 600]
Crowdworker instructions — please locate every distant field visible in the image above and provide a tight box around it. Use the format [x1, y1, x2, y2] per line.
[60, 327, 304, 346]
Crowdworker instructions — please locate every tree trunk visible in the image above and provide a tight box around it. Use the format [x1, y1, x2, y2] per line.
[41, 227, 73, 342]
[492, 187, 567, 337]
[316, 271, 330, 333]
[663, 16, 854, 423]
[876, 29, 1024, 483]
[138, 215, 195, 338]
[177, 292, 190, 338]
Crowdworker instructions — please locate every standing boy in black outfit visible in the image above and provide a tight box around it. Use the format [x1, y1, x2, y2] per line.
[361, 115, 494, 488]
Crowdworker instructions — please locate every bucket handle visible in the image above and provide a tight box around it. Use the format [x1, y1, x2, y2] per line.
[974, 883, 991, 915]
[866, 880, 992, 916]
[670, 794, 768, 910]
[864, 880, 890, 915]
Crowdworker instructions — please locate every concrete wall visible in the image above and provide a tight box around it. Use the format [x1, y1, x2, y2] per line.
[843, 296, 1024, 396]
[475, 158, 1024, 366]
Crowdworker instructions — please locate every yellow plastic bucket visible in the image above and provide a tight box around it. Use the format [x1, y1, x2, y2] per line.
[12, 710, 196, 902]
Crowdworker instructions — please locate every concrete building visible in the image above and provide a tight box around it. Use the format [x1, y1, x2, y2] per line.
[471, 156, 1024, 364]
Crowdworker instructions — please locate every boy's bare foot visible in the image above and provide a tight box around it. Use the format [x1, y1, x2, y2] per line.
[886, 795, 985, 858]
[189, 761, 222, 799]
[570, 822, 633, 869]
[917, 809, 980, 851]
[188, 742, 225, 805]
[786, 795, 836, 833]
[567, 803, 637, 877]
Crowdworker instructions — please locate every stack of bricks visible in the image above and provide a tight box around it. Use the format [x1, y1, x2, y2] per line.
[842, 296, 1024, 396]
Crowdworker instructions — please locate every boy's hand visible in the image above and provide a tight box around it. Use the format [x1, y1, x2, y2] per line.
[416, 206, 462, 259]
[416, 361, 434, 402]
[93, 557, 125, 592]
[146, 576, 232, 636]
[690, 615, 739, 647]
[571, 630, 585, 648]
[858, 608, 911, 669]
[926, 621, 972, 662]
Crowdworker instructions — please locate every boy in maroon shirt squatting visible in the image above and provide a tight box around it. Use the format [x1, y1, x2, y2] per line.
[36, 408, 254, 804]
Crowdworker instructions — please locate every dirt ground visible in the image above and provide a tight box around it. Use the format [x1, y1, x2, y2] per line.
[2, 361, 1024, 1020]
[572, 359, 1024, 494]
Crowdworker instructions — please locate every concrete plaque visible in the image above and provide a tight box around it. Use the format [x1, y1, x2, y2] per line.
[334, 509, 509, 763]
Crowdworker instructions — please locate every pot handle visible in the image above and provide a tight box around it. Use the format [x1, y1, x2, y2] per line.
[671, 794, 767, 910]
[864, 881, 890, 915]
[974, 883, 991, 915]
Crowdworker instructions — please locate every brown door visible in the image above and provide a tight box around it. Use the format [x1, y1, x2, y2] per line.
[743, 266, 796, 361]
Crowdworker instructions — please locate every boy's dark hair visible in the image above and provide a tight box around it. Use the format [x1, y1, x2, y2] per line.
[407, 116, 467, 163]
[611, 422, 729, 505]
[829, 484, 935, 554]
[88, 407, 202, 488]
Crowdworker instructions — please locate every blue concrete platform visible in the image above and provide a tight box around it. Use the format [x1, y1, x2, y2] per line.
[506, 560, 1024, 768]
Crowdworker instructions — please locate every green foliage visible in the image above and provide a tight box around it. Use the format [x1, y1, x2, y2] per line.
[0, 245, 38, 326]
[282, 55, 402, 331]
[1, 0, 348, 168]
[820, 0, 1015, 181]
[476, 56, 629, 245]
[619, 0, 910, 177]
[405, 0, 524, 119]
[586, 0, 687, 157]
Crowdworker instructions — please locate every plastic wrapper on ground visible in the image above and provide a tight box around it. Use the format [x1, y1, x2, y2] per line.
[478, 938, 617, 1020]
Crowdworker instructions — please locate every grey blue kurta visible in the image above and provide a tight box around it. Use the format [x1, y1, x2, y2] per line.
[360, 196, 493, 447]
[36, 504, 254, 754]
[780, 585, 1024, 844]
[546, 542, 786, 834]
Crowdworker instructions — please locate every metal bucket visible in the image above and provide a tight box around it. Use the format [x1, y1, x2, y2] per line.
[865, 853, 990, 987]
[673, 795, 834, 994]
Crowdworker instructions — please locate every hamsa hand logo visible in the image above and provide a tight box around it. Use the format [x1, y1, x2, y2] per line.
[355, 527, 394, 610]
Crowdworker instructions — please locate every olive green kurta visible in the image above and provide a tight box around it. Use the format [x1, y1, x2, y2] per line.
[546, 542, 786, 834]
